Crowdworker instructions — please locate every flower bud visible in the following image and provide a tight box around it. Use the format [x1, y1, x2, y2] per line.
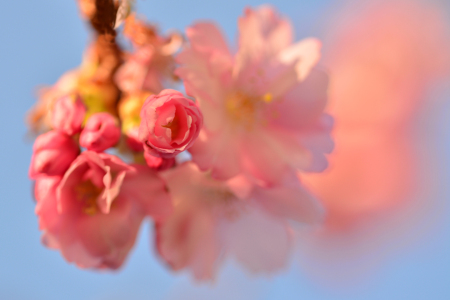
[144, 152, 175, 171]
[79, 113, 121, 152]
[51, 93, 86, 136]
[29, 131, 79, 179]
[139, 89, 203, 158]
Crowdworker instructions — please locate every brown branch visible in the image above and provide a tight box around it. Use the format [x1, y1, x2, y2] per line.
[83, 0, 123, 110]
[78, 0, 122, 83]
[89, 0, 118, 38]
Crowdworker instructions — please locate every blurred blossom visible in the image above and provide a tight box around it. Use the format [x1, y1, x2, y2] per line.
[298, 0, 450, 284]
[115, 14, 182, 94]
[79, 112, 121, 152]
[155, 162, 323, 280]
[178, 6, 333, 186]
[35, 151, 172, 269]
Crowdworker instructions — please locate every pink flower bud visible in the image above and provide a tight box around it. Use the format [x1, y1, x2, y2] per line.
[51, 93, 86, 136]
[29, 131, 79, 179]
[144, 151, 175, 171]
[79, 113, 121, 152]
[139, 89, 203, 158]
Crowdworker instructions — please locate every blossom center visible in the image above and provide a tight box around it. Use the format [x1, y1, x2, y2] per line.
[225, 91, 273, 129]
[203, 186, 241, 220]
[75, 180, 102, 215]
[162, 114, 180, 140]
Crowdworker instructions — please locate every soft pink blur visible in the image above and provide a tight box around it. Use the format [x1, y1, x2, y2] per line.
[139, 89, 203, 158]
[79, 113, 121, 152]
[115, 14, 182, 94]
[29, 130, 80, 179]
[298, 0, 450, 284]
[35, 151, 172, 269]
[155, 162, 323, 280]
[178, 6, 333, 186]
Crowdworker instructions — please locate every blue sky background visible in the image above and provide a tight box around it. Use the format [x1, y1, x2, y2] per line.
[1, 1, 449, 299]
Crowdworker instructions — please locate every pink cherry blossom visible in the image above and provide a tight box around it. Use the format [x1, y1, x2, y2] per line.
[176, 6, 332, 185]
[79, 113, 121, 152]
[155, 162, 323, 280]
[139, 89, 203, 158]
[29, 131, 80, 179]
[35, 151, 172, 269]
[51, 93, 86, 136]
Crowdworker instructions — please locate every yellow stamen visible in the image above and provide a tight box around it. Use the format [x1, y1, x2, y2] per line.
[225, 91, 277, 130]
[75, 180, 102, 215]
[262, 93, 273, 103]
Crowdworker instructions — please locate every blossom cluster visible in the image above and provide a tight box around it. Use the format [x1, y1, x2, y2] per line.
[28, 1, 332, 279]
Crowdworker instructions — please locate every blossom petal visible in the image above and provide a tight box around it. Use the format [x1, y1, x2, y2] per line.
[224, 205, 292, 273]
[74, 195, 143, 269]
[155, 204, 221, 280]
[267, 68, 329, 130]
[120, 164, 173, 221]
[240, 129, 307, 186]
[252, 181, 325, 225]
[237, 6, 293, 65]
[176, 22, 233, 106]
[278, 38, 322, 81]
[190, 129, 241, 180]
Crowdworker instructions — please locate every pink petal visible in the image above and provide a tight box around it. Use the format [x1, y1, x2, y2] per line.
[224, 205, 292, 273]
[238, 6, 293, 59]
[186, 22, 231, 55]
[170, 104, 190, 145]
[98, 167, 127, 214]
[234, 6, 293, 79]
[252, 180, 325, 225]
[190, 129, 241, 180]
[154, 103, 176, 142]
[267, 68, 329, 130]
[278, 38, 322, 81]
[74, 195, 143, 269]
[155, 205, 221, 280]
[120, 164, 173, 221]
[35, 176, 62, 232]
[226, 175, 254, 199]
[239, 129, 304, 186]
[263, 60, 299, 99]
[176, 22, 233, 106]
